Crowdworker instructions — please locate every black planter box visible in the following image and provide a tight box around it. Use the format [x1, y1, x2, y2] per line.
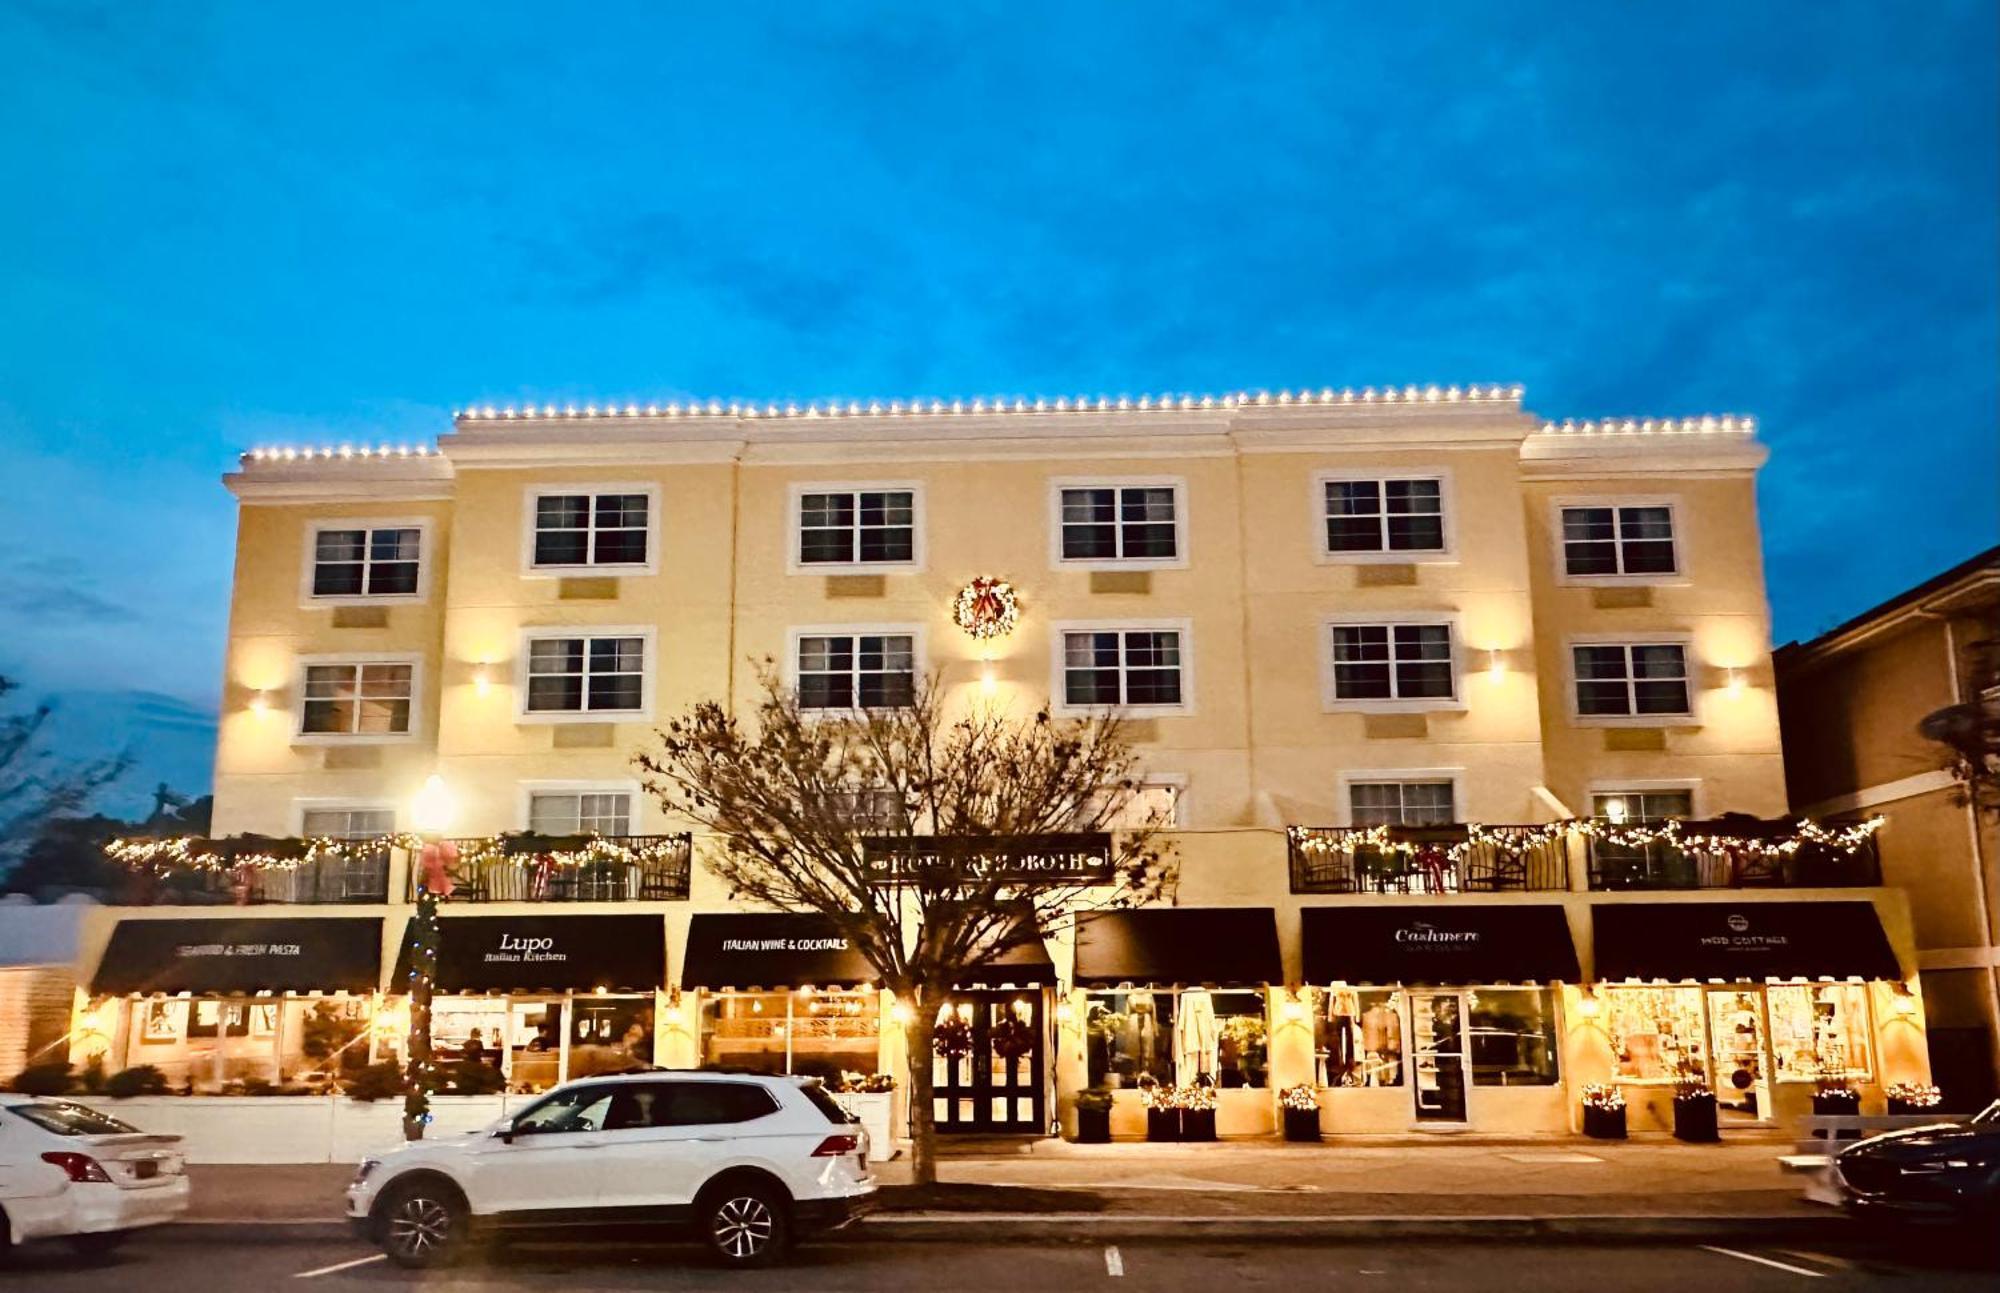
[1672, 1093, 1719, 1143]
[1074, 1106, 1111, 1143]
[1282, 1106, 1321, 1143]
[1582, 1103, 1627, 1140]
[1180, 1108, 1217, 1142]
[1145, 1106, 1179, 1143]
[1812, 1091, 1861, 1117]
[1886, 1097, 1936, 1118]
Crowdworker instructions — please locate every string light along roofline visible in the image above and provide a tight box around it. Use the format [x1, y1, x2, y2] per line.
[1537, 415, 1757, 436]
[239, 444, 439, 463]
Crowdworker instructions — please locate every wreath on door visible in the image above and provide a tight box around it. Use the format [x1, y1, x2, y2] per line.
[932, 1014, 975, 1060]
[990, 1014, 1036, 1061]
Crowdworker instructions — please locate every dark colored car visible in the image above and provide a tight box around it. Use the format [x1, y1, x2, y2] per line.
[1836, 1100, 2000, 1241]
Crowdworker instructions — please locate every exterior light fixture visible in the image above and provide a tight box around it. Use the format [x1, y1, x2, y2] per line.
[1602, 798, 1628, 824]
[411, 774, 457, 837]
[1576, 986, 1602, 1019]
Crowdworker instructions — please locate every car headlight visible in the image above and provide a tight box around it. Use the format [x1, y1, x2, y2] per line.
[352, 1158, 380, 1187]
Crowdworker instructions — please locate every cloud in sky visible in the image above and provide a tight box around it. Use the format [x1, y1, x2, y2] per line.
[0, 0, 1993, 710]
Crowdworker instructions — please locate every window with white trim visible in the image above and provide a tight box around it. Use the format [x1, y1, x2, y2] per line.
[1059, 486, 1178, 561]
[1323, 478, 1444, 554]
[1329, 624, 1455, 702]
[797, 490, 915, 565]
[1560, 505, 1676, 577]
[1590, 790, 1693, 823]
[532, 492, 651, 568]
[1062, 629, 1185, 708]
[525, 636, 646, 714]
[300, 662, 413, 736]
[301, 808, 396, 839]
[816, 788, 907, 831]
[528, 791, 633, 836]
[795, 633, 916, 709]
[311, 526, 421, 598]
[1573, 643, 1691, 717]
[1349, 781, 1455, 826]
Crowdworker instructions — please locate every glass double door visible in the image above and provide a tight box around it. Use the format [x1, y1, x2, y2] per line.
[933, 990, 1046, 1134]
[1704, 988, 1772, 1124]
[1409, 990, 1469, 1122]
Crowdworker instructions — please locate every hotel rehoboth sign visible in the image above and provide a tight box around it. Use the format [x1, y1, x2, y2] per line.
[862, 833, 1114, 885]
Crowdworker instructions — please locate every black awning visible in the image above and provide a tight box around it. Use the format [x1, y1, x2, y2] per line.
[680, 913, 878, 989]
[396, 915, 665, 993]
[1301, 905, 1580, 986]
[1073, 908, 1282, 987]
[1591, 901, 1903, 982]
[950, 903, 1056, 988]
[92, 917, 384, 995]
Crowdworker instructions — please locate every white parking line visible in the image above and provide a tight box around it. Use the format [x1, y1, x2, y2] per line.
[1698, 1246, 1826, 1279]
[294, 1253, 387, 1279]
[1104, 1244, 1124, 1277]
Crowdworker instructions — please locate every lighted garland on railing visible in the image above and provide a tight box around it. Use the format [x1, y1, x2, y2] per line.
[1286, 815, 1884, 861]
[104, 832, 692, 875]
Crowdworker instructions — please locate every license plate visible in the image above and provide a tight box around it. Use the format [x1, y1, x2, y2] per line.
[134, 1161, 159, 1180]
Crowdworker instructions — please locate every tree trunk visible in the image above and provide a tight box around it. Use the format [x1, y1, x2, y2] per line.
[903, 995, 938, 1186]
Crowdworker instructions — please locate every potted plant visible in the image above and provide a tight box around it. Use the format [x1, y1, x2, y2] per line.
[1580, 1083, 1627, 1139]
[1811, 1070, 1861, 1117]
[1279, 1084, 1320, 1142]
[1179, 1082, 1218, 1142]
[1885, 1082, 1942, 1117]
[1671, 1064, 1718, 1143]
[1074, 1087, 1114, 1143]
[1139, 1077, 1178, 1143]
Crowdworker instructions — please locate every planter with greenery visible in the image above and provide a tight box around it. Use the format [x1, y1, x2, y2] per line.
[1671, 1090, 1719, 1142]
[1279, 1084, 1320, 1142]
[1074, 1088, 1113, 1143]
[1885, 1082, 1942, 1117]
[1581, 1083, 1627, 1139]
[9, 1061, 75, 1096]
[1810, 1085, 1861, 1116]
[1178, 1084, 1218, 1142]
[1141, 1082, 1178, 1142]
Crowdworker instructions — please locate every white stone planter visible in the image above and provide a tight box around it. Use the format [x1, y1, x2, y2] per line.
[832, 1090, 897, 1161]
[84, 1094, 516, 1164]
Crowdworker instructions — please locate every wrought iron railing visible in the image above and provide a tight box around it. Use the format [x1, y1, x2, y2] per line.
[1584, 820, 1882, 890]
[1287, 825, 1570, 895]
[415, 834, 693, 903]
[121, 850, 392, 905]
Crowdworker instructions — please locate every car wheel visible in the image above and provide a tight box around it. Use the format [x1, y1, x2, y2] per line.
[376, 1180, 467, 1269]
[67, 1231, 127, 1257]
[703, 1183, 789, 1268]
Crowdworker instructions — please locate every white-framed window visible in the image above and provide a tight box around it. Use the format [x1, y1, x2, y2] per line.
[301, 520, 429, 604]
[1570, 640, 1693, 721]
[527, 790, 634, 836]
[522, 485, 659, 574]
[295, 655, 421, 742]
[790, 628, 920, 710]
[815, 787, 908, 832]
[790, 484, 921, 571]
[1316, 472, 1449, 559]
[297, 805, 397, 839]
[1054, 622, 1193, 714]
[1556, 499, 1680, 581]
[1347, 780, 1456, 826]
[517, 628, 652, 720]
[1049, 478, 1187, 568]
[1590, 788, 1695, 824]
[1322, 618, 1459, 710]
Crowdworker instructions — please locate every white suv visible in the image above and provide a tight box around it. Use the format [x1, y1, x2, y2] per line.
[346, 1072, 875, 1268]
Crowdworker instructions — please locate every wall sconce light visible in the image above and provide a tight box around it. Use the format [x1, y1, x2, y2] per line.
[248, 689, 272, 715]
[1724, 666, 1745, 697]
[890, 1000, 914, 1027]
[1054, 999, 1075, 1028]
[473, 665, 492, 696]
[980, 661, 997, 696]
[1890, 982, 1918, 1016]
[1576, 985, 1602, 1019]
[1281, 994, 1309, 1025]
[1486, 648, 1505, 680]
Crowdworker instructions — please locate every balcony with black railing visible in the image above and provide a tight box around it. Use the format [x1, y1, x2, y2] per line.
[115, 840, 392, 905]
[1583, 816, 1882, 890]
[1287, 825, 1571, 895]
[415, 834, 693, 904]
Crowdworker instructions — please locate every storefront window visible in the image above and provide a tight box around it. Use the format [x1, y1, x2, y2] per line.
[569, 995, 656, 1077]
[122, 995, 384, 1092]
[699, 990, 880, 1079]
[1315, 987, 1406, 1088]
[1466, 988, 1558, 1086]
[1605, 985, 1708, 1084]
[1768, 983, 1872, 1082]
[1085, 988, 1267, 1088]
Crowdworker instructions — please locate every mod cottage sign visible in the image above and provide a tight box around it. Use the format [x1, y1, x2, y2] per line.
[862, 833, 1114, 885]
[1591, 902, 1901, 982]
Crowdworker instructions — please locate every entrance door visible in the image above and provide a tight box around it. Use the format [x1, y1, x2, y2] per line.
[1409, 990, 1468, 1123]
[933, 990, 1046, 1134]
[1705, 988, 1772, 1124]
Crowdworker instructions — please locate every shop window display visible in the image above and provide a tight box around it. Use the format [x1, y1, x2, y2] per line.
[568, 995, 656, 1077]
[700, 990, 880, 1079]
[1466, 988, 1559, 1086]
[1086, 988, 1268, 1089]
[125, 995, 374, 1091]
[1606, 986, 1709, 1084]
[1769, 983, 1872, 1083]
[1315, 988, 1405, 1088]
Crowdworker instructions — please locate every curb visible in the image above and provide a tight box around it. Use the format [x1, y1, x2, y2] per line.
[159, 1211, 1842, 1246]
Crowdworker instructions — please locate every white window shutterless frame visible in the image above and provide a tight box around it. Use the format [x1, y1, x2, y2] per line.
[1340, 775, 1462, 827]
[518, 781, 644, 836]
[520, 484, 661, 577]
[1567, 637, 1697, 725]
[292, 654, 424, 744]
[1311, 469, 1455, 563]
[1319, 615, 1464, 713]
[1050, 620, 1195, 716]
[1047, 477, 1189, 570]
[515, 627, 655, 722]
[785, 625, 926, 711]
[298, 519, 433, 607]
[294, 802, 398, 839]
[787, 482, 924, 574]
[1551, 496, 1684, 586]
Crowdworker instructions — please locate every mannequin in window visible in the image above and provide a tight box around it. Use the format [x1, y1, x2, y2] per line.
[1175, 988, 1219, 1086]
[1361, 995, 1402, 1085]
[1325, 987, 1359, 1086]
[1125, 990, 1159, 1080]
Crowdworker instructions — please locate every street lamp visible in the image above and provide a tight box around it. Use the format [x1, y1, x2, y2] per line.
[411, 774, 456, 838]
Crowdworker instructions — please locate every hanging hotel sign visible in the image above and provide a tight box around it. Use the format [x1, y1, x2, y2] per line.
[862, 833, 1114, 885]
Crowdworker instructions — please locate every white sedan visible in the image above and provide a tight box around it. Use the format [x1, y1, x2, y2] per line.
[0, 1094, 189, 1257]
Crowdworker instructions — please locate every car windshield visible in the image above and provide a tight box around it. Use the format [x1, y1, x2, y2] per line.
[8, 1101, 141, 1137]
[798, 1079, 857, 1125]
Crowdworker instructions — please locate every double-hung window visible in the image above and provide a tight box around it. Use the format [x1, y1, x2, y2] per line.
[796, 489, 916, 567]
[1327, 622, 1456, 705]
[1061, 628, 1187, 709]
[1056, 483, 1181, 563]
[795, 632, 917, 709]
[1322, 476, 1446, 555]
[299, 661, 415, 738]
[528, 790, 633, 836]
[300, 807, 396, 839]
[524, 633, 648, 716]
[309, 525, 422, 599]
[1560, 503, 1677, 578]
[530, 490, 653, 570]
[1572, 643, 1691, 718]
[1348, 781, 1455, 826]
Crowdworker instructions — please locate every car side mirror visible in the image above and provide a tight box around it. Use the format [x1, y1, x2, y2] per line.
[492, 1118, 517, 1144]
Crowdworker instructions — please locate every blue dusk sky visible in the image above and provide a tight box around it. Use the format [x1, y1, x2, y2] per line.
[2, 1, 1995, 717]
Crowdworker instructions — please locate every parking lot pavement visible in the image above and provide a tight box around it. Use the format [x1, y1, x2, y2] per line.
[5, 1232, 1994, 1291]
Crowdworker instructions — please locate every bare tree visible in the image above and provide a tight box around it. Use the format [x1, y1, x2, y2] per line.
[0, 676, 129, 877]
[636, 667, 1174, 1185]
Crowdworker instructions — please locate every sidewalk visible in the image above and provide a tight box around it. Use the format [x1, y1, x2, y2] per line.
[180, 1133, 1824, 1235]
